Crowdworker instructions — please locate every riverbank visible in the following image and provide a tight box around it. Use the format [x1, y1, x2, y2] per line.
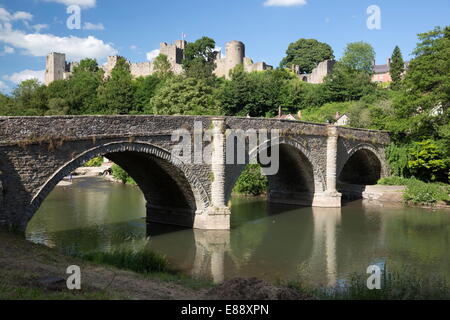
[0, 231, 208, 300]
[0, 231, 308, 300]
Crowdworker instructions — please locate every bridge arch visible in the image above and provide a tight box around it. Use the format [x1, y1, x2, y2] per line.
[338, 144, 387, 186]
[225, 136, 325, 206]
[22, 141, 210, 231]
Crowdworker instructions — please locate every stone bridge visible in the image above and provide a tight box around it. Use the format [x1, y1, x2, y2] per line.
[0, 115, 390, 232]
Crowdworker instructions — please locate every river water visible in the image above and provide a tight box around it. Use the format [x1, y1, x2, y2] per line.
[26, 177, 450, 286]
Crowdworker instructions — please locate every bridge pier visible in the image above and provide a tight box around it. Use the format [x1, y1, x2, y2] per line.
[195, 118, 231, 230]
[313, 125, 342, 208]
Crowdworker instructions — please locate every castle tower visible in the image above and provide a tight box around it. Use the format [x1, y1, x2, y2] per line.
[225, 41, 245, 70]
[45, 52, 66, 85]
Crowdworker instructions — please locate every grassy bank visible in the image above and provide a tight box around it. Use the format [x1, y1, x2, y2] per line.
[0, 231, 209, 300]
[378, 177, 450, 205]
[287, 266, 450, 300]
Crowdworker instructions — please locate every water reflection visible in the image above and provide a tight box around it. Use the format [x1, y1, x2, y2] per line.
[26, 177, 450, 285]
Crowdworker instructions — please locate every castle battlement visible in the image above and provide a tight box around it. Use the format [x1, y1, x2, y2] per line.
[44, 40, 273, 85]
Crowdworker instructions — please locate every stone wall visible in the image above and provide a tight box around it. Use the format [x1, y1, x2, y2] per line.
[0, 115, 390, 232]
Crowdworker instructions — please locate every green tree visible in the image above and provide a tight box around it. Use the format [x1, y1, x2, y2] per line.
[46, 98, 69, 115]
[323, 62, 376, 102]
[98, 57, 135, 114]
[153, 54, 173, 78]
[390, 46, 405, 89]
[0, 93, 16, 115]
[233, 164, 268, 196]
[148, 76, 222, 115]
[133, 75, 162, 114]
[391, 26, 450, 142]
[340, 42, 376, 75]
[182, 37, 217, 79]
[65, 59, 103, 114]
[280, 39, 334, 74]
[12, 79, 47, 115]
[220, 66, 296, 117]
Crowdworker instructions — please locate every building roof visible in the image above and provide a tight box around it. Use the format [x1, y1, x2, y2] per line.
[373, 61, 410, 75]
[373, 64, 390, 74]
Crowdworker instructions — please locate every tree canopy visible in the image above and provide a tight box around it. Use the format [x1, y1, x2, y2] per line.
[182, 37, 217, 79]
[340, 41, 376, 75]
[280, 39, 334, 74]
[390, 46, 405, 89]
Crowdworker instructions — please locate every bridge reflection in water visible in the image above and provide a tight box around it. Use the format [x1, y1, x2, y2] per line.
[27, 177, 450, 285]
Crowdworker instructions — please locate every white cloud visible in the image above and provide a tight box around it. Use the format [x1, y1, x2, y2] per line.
[3, 69, 45, 84]
[0, 22, 117, 61]
[83, 22, 104, 30]
[0, 8, 33, 22]
[146, 49, 160, 61]
[3, 45, 14, 54]
[263, 0, 307, 7]
[13, 11, 33, 21]
[0, 80, 8, 90]
[32, 24, 49, 32]
[43, 0, 96, 9]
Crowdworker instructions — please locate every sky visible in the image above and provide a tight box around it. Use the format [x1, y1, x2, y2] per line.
[0, 0, 449, 93]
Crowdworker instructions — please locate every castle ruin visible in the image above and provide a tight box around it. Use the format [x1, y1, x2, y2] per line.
[45, 39, 273, 85]
[292, 59, 336, 84]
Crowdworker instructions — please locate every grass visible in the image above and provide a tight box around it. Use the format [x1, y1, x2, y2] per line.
[0, 281, 118, 300]
[72, 243, 214, 290]
[378, 177, 450, 205]
[286, 266, 450, 300]
[0, 231, 208, 300]
[74, 245, 169, 274]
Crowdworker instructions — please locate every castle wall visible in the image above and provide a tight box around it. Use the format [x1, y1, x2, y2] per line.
[298, 60, 336, 84]
[45, 40, 272, 84]
[45, 53, 66, 85]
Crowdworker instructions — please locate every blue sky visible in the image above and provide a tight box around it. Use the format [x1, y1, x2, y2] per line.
[1, 0, 449, 93]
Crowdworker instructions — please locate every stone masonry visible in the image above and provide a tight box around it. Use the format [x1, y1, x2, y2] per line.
[45, 40, 273, 85]
[0, 115, 390, 233]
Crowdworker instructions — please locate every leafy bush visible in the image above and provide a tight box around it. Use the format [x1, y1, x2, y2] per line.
[407, 140, 450, 183]
[233, 164, 268, 196]
[385, 144, 411, 178]
[403, 180, 450, 204]
[111, 164, 136, 185]
[378, 177, 450, 204]
[83, 156, 104, 167]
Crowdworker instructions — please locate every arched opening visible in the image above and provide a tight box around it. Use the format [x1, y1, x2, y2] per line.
[24, 142, 209, 252]
[226, 140, 318, 209]
[337, 148, 382, 200]
[267, 143, 316, 206]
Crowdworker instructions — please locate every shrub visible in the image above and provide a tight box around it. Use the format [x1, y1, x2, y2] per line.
[408, 140, 450, 183]
[233, 164, 268, 196]
[83, 156, 104, 167]
[111, 164, 136, 185]
[378, 177, 450, 204]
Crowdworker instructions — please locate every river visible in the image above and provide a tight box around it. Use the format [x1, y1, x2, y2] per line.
[26, 177, 450, 286]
